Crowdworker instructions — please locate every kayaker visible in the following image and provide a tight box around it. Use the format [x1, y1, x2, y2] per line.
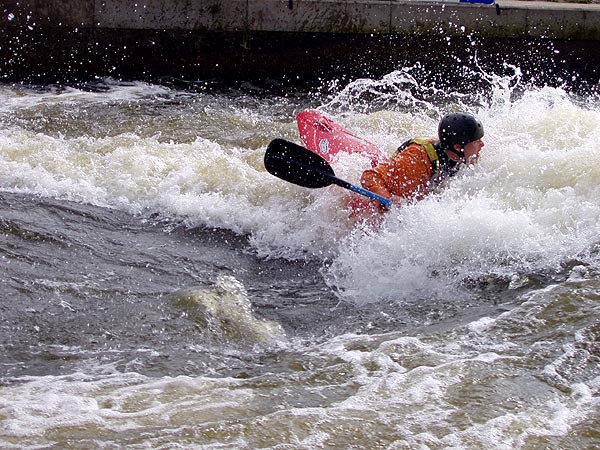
[360, 112, 484, 208]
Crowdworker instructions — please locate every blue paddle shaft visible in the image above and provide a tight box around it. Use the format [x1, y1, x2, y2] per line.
[347, 184, 392, 207]
[329, 174, 392, 207]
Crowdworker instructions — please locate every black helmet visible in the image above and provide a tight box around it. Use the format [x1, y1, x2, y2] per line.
[438, 112, 484, 150]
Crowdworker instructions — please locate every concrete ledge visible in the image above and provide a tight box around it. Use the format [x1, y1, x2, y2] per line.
[1, 1, 599, 84]
[3, 0, 600, 39]
[496, 0, 600, 39]
[2, 0, 95, 27]
[96, 0, 248, 31]
[248, 1, 392, 33]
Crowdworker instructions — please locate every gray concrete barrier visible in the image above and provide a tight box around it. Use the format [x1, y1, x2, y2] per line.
[3, 0, 600, 39]
[1, 0, 599, 84]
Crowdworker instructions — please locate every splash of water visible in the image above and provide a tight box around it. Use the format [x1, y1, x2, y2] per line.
[170, 275, 287, 346]
[322, 76, 600, 304]
[0, 76, 599, 301]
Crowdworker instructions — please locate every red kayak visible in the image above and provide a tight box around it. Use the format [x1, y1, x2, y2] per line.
[296, 110, 382, 167]
[296, 110, 387, 222]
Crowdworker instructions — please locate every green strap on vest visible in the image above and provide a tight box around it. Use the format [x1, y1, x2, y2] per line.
[403, 138, 441, 177]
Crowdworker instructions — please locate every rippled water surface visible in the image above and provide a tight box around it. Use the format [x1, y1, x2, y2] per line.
[1, 70, 599, 449]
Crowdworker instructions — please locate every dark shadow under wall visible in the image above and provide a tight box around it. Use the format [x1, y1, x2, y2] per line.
[1, 26, 599, 94]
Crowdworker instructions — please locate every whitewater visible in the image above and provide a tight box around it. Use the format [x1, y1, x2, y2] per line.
[0, 69, 599, 449]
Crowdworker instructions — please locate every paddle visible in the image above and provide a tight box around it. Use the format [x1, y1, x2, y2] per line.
[264, 139, 392, 207]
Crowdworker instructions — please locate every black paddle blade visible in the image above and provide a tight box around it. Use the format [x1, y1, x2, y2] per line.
[264, 139, 335, 189]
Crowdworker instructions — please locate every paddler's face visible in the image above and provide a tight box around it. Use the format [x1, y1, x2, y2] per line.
[461, 138, 484, 164]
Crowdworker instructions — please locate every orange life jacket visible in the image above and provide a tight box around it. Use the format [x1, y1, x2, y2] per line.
[360, 138, 444, 201]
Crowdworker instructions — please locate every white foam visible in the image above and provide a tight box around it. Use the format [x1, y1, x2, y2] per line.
[1, 80, 600, 292]
[0, 371, 255, 448]
[171, 275, 288, 346]
[0, 79, 172, 113]
[325, 87, 600, 303]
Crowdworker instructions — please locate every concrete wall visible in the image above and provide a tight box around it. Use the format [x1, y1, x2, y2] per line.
[3, 0, 600, 39]
[1, 1, 599, 84]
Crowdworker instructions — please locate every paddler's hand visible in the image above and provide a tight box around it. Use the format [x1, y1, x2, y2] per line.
[377, 199, 390, 212]
[375, 196, 392, 212]
[377, 195, 404, 212]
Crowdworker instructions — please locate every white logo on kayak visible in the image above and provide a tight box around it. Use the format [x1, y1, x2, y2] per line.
[319, 138, 329, 155]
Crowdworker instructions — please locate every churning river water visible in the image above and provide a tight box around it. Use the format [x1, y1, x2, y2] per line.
[0, 67, 599, 449]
